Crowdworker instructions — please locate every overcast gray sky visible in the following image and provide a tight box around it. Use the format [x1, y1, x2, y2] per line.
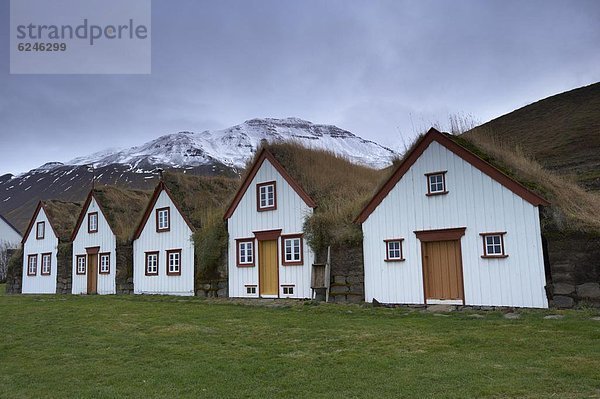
[1, 0, 599, 175]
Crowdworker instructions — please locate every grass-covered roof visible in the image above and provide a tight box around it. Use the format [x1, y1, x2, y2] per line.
[90, 186, 152, 243]
[42, 200, 83, 242]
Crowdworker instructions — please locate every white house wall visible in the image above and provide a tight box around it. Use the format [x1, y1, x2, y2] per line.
[228, 159, 314, 299]
[0, 218, 22, 249]
[362, 141, 548, 308]
[133, 190, 194, 296]
[72, 197, 117, 295]
[21, 208, 58, 294]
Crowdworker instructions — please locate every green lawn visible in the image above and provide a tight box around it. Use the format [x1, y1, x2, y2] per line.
[1, 285, 599, 398]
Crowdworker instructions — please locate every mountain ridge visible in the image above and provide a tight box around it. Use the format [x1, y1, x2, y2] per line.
[1, 117, 397, 232]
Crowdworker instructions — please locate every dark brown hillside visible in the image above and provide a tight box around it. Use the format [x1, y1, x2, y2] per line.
[465, 83, 600, 190]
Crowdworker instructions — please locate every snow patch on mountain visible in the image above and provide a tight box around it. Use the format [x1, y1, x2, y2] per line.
[67, 118, 397, 171]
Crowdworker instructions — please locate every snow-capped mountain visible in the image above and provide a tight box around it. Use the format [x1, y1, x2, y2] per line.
[67, 118, 397, 170]
[1, 118, 398, 232]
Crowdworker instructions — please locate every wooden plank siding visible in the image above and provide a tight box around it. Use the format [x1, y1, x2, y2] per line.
[21, 207, 58, 294]
[133, 190, 195, 296]
[362, 140, 548, 308]
[227, 158, 314, 299]
[72, 197, 117, 295]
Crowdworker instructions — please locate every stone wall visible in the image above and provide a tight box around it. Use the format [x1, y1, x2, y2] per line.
[316, 245, 364, 303]
[116, 243, 134, 294]
[196, 279, 228, 297]
[55, 243, 72, 294]
[5, 249, 22, 294]
[546, 232, 600, 308]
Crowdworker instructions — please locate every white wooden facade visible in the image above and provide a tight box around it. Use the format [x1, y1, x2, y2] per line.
[133, 184, 195, 296]
[71, 194, 117, 295]
[225, 150, 316, 299]
[21, 204, 58, 294]
[358, 129, 549, 308]
[0, 214, 22, 249]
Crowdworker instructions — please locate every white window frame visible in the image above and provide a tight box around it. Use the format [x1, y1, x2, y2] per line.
[237, 240, 254, 266]
[481, 232, 507, 258]
[283, 237, 302, 264]
[146, 252, 159, 275]
[385, 239, 404, 261]
[88, 212, 98, 233]
[246, 285, 257, 295]
[27, 255, 38, 276]
[425, 171, 448, 195]
[99, 254, 110, 274]
[156, 207, 170, 231]
[282, 286, 294, 295]
[257, 182, 276, 210]
[41, 253, 51, 275]
[76, 256, 86, 275]
[36, 221, 45, 239]
[167, 250, 181, 275]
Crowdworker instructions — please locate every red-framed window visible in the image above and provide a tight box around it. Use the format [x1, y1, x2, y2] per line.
[40, 253, 52, 275]
[481, 232, 508, 258]
[256, 181, 277, 211]
[236, 238, 255, 267]
[384, 239, 405, 262]
[166, 249, 182, 276]
[76, 255, 86, 275]
[281, 234, 303, 266]
[145, 251, 159, 276]
[27, 254, 38, 276]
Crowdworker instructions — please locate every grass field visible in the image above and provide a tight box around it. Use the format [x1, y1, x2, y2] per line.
[1, 285, 599, 398]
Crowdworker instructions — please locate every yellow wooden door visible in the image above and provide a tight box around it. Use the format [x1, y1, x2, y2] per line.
[259, 240, 278, 296]
[87, 254, 98, 294]
[422, 240, 464, 302]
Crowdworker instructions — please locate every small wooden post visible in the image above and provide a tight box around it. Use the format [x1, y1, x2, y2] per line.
[325, 246, 331, 303]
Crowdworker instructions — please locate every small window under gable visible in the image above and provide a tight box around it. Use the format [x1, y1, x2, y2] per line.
[41, 253, 52, 275]
[384, 239, 405, 262]
[257, 181, 276, 211]
[36, 221, 45, 239]
[156, 207, 170, 232]
[480, 232, 508, 258]
[425, 171, 448, 196]
[88, 212, 98, 233]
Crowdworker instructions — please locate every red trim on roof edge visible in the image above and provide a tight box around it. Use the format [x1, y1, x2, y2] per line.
[223, 148, 317, 220]
[70, 190, 117, 242]
[355, 128, 550, 224]
[21, 201, 59, 245]
[132, 181, 195, 240]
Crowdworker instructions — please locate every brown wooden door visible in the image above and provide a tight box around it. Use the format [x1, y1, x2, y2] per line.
[422, 240, 464, 303]
[87, 254, 98, 294]
[259, 240, 278, 296]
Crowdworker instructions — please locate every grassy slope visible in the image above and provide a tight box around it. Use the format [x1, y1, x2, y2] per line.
[465, 83, 600, 188]
[1, 291, 599, 398]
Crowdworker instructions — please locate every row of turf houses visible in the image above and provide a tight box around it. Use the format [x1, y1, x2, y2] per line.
[15, 128, 550, 308]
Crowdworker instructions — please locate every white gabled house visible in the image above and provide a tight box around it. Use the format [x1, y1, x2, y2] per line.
[356, 128, 550, 308]
[21, 201, 81, 294]
[224, 148, 317, 299]
[133, 181, 195, 296]
[0, 214, 22, 250]
[70, 190, 117, 295]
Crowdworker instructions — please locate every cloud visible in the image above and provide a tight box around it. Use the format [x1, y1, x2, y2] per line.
[0, 0, 598, 174]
